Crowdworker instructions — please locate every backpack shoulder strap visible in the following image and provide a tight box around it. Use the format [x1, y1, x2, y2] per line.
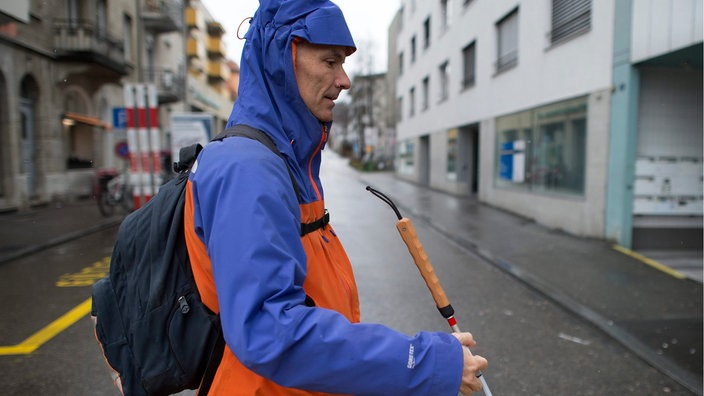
[213, 124, 277, 152]
[173, 143, 204, 173]
[212, 124, 302, 202]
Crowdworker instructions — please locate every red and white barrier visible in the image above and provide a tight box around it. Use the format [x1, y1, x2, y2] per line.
[124, 83, 162, 209]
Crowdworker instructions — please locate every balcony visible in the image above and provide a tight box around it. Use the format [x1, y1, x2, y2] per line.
[185, 7, 198, 28]
[53, 19, 128, 76]
[187, 37, 202, 58]
[207, 21, 224, 37]
[207, 60, 229, 82]
[142, 0, 183, 34]
[144, 68, 185, 104]
[206, 36, 225, 58]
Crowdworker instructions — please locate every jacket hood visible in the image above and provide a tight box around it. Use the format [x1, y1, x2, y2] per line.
[226, 0, 355, 173]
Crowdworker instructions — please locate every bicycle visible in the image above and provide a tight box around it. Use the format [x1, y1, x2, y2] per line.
[95, 168, 134, 217]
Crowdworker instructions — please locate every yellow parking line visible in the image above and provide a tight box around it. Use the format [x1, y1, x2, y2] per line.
[0, 297, 92, 356]
[612, 245, 687, 280]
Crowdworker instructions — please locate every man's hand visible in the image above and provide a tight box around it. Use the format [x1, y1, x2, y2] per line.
[452, 332, 488, 395]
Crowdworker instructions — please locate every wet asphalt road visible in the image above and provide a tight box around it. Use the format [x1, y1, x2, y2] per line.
[0, 151, 695, 395]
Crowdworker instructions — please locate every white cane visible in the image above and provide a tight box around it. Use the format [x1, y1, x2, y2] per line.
[367, 186, 492, 396]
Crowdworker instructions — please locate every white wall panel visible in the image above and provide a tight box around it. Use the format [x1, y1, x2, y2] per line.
[632, 0, 703, 63]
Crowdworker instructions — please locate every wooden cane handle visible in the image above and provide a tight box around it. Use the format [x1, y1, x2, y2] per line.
[396, 218, 451, 309]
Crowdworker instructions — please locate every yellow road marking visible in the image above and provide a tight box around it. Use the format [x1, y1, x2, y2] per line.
[612, 245, 687, 280]
[56, 257, 110, 287]
[0, 298, 93, 356]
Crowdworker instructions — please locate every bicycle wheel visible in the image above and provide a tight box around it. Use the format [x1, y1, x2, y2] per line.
[120, 184, 135, 213]
[97, 193, 115, 217]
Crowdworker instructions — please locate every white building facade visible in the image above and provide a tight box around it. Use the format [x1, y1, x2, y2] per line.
[393, 0, 702, 248]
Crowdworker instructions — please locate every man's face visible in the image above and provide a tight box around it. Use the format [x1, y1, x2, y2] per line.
[294, 41, 351, 123]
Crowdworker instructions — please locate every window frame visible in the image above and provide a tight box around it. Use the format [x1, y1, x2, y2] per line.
[550, 0, 592, 45]
[421, 76, 430, 111]
[495, 7, 519, 74]
[462, 41, 476, 89]
[409, 86, 416, 117]
[410, 35, 417, 63]
[438, 60, 450, 102]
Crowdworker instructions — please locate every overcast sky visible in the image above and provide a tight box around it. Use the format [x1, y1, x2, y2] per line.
[199, 0, 402, 74]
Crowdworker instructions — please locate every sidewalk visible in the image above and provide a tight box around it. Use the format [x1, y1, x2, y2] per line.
[0, 199, 124, 265]
[0, 168, 702, 394]
[359, 171, 703, 395]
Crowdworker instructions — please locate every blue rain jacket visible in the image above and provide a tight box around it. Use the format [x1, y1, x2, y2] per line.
[184, 1, 464, 394]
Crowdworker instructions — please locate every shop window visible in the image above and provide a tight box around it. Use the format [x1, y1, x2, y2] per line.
[398, 140, 415, 175]
[495, 97, 587, 195]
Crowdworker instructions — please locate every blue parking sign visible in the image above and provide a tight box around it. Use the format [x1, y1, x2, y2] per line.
[113, 107, 127, 129]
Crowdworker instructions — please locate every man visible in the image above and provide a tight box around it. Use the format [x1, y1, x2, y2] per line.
[184, 0, 488, 394]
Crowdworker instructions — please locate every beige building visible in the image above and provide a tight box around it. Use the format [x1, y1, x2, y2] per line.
[0, 0, 235, 211]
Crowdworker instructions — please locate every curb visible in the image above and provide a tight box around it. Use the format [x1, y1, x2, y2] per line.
[0, 219, 122, 266]
[363, 179, 702, 395]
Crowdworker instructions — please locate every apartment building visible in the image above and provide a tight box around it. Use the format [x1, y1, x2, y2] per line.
[0, 0, 234, 210]
[348, 72, 395, 167]
[184, 0, 232, 131]
[392, 0, 702, 249]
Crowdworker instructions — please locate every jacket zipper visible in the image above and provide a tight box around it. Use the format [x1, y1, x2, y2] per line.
[307, 125, 327, 202]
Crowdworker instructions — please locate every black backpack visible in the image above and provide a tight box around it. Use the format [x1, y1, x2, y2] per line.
[91, 125, 301, 396]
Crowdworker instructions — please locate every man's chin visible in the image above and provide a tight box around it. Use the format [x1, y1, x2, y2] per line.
[314, 109, 334, 123]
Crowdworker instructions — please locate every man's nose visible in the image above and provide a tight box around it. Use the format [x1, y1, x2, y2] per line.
[337, 68, 351, 90]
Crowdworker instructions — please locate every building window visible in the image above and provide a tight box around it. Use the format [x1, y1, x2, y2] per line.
[410, 35, 417, 63]
[440, 0, 451, 32]
[68, 0, 79, 28]
[423, 17, 431, 49]
[398, 140, 415, 175]
[97, 0, 107, 39]
[124, 14, 133, 63]
[550, 0, 591, 44]
[409, 87, 416, 117]
[496, 8, 519, 73]
[464, 0, 474, 7]
[462, 41, 476, 88]
[421, 76, 429, 111]
[439, 61, 449, 102]
[495, 96, 588, 195]
[398, 52, 404, 75]
[447, 129, 458, 181]
[397, 97, 403, 122]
